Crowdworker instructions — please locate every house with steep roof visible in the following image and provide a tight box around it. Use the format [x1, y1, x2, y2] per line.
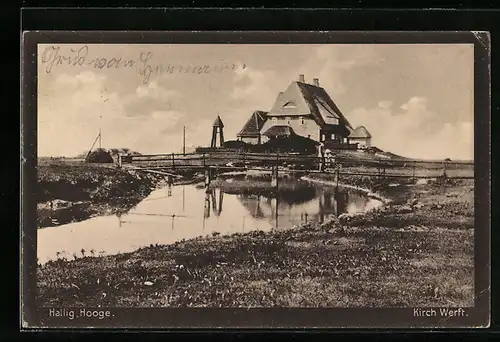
[349, 125, 372, 148]
[236, 74, 371, 151]
[236, 110, 268, 144]
[258, 74, 354, 145]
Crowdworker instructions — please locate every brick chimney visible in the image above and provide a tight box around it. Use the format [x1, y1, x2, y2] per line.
[313, 78, 319, 87]
[298, 74, 305, 83]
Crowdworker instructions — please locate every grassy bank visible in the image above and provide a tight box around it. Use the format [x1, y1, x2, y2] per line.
[37, 171, 474, 307]
[37, 160, 170, 228]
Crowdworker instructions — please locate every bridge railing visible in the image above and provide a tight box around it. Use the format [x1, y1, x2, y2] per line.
[120, 151, 474, 179]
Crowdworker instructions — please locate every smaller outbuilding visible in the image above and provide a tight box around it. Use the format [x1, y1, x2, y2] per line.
[348, 126, 372, 148]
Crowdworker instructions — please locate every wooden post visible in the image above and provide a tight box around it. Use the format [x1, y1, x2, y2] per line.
[218, 189, 224, 215]
[442, 161, 447, 178]
[271, 152, 279, 188]
[172, 152, 175, 170]
[243, 152, 246, 168]
[118, 154, 122, 168]
[335, 166, 339, 190]
[412, 160, 416, 179]
[204, 193, 211, 218]
[183, 126, 186, 156]
[204, 168, 211, 188]
[203, 153, 206, 167]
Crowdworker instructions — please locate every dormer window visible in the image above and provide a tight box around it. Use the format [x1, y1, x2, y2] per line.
[282, 101, 296, 109]
[286, 116, 292, 124]
[272, 117, 278, 124]
[324, 116, 339, 125]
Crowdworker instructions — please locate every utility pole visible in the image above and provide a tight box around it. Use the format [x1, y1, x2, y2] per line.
[99, 115, 102, 149]
[183, 126, 186, 156]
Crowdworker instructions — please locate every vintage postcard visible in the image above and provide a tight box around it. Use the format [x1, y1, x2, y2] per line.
[21, 31, 490, 329]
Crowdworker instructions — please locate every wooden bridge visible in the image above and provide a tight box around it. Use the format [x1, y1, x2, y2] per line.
[118, 151, 474, 184]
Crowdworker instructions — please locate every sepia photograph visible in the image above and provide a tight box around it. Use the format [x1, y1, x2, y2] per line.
[21, 31, 490, 328]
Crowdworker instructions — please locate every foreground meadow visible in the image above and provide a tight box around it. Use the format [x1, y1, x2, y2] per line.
[37, 172, 474, 308]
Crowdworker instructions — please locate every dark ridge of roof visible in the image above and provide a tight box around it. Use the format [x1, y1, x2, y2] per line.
[296, 82, 353, 130]
[262, 125, 295, 137]
[237, 110, 268, 137]
[213, 116, 224, 127]
[349, 125, 372, 138]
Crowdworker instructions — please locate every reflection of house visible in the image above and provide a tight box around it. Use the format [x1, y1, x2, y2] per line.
[238, 74, 358, 146]
[349, 126, 372, 148]
[237, 110, 268, 144]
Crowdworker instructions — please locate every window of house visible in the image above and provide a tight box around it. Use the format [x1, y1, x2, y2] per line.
[331, 133, 335, 140]
[286, 116, 292, 124]
[299, 116, 304, 125]
[272, 117, 278, 124]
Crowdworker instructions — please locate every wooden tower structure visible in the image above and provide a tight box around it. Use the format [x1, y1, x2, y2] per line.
[210, 115, 225, 148]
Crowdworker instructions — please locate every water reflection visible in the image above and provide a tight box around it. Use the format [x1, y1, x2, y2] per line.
[38, 182, 381, 264]
[235, 187, 351, 229]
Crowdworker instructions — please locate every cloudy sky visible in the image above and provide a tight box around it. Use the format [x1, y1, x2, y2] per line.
[37, 43, 474, 160]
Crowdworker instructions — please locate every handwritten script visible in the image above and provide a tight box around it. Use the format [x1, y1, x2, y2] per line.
[40, 45, 247, 84]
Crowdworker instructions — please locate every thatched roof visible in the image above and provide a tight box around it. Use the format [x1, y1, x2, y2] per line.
[268, 80, 353, 131]
[237, 110, 268, 137]
[213, 116, 224, 127]
[85, 148, 114, 163]
[262, 125, 295, 137]
[349, 126, 372, 138]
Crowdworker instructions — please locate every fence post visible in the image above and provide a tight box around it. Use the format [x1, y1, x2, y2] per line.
[243, 152, 246, 168]
[118, 154, 122, 168]
[271, 152, 279, 188]
[442, 161, 447, 178]
[172, 152, 175, 170]
[203, 153, 206, 167]
[412, 160, 416, 179]
[335, 166, 339, 191]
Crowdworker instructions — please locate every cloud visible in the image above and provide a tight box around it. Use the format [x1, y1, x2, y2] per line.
[231, 67, 283, 109]
[135, 81, 182, 99]
[38, 71, 188, 156]
[347, 96, 473, 160]
[230, 45, 383, 114]
[378, 100, 393, 109]
[302, 45, 383, 95]
[123, 80, 183, 118]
